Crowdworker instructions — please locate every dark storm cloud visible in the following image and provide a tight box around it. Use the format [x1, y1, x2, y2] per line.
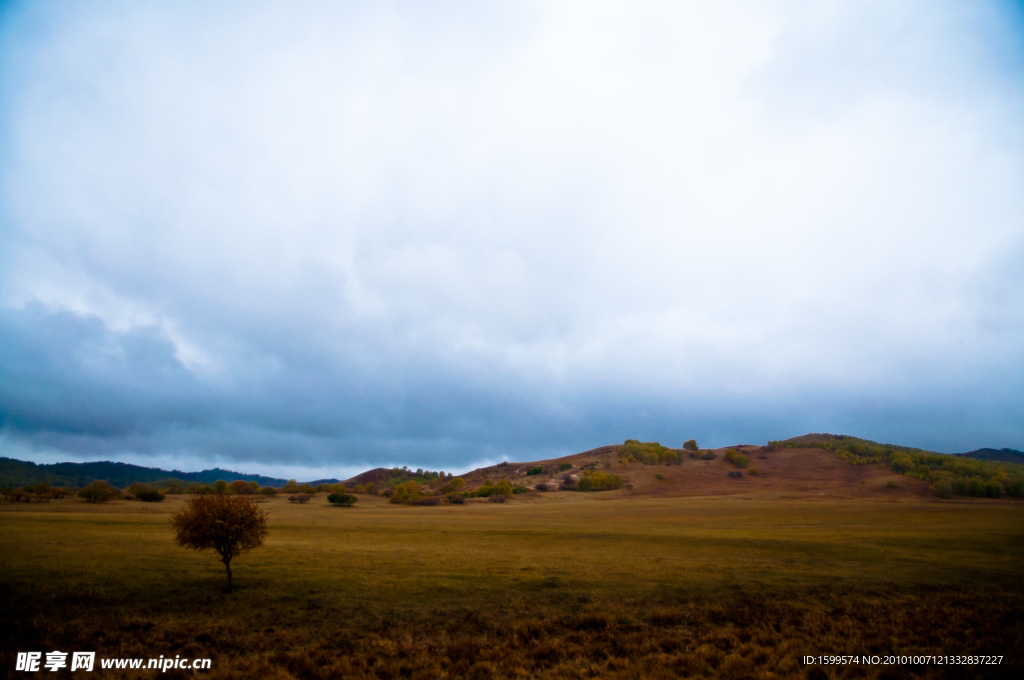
[0, 1, 1022, 478]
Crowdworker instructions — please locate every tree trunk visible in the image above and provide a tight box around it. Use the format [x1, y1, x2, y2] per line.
[223, 557, 233, 591]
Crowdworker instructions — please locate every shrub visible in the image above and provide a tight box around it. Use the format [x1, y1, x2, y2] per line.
[683, 439, 698, 451]
[288, 494, 311, 503]
[655, 473, 665, 480]
[590, 472, 622, 490]
[381, 488, 394, 498]
[138, 490, 165, 502]
[701, 451, 716, 460]
[934, 480, 952, 499]
[414, 496, 441, 506]
[526, 466, 544, 476]
[230, 480, 253, 495]
[213, 480, 229, 495]
[621, 440, 672, 463]
[442, 478, 465, 494]
[327, 493, 357, 507]
[662, 451, 678, 464]
[535, 483, 549, 492]
[261, 486, 278, 496]
[316, 483, 332, 493]
[364, 482, 379, 496]
[724, 449, 749, 468]
[77, 481, 120, 503]
[748, 468, 760, 476]
[390, 481, 424, 504]
[727, 471, 743, 478]
[559, 463, 572, 471]
[488, 495, 507, 503]
[128, 482, 150, 496]
[886, 480, 899, 488]
[298, 483, 315, 495]
[352, 484, 365, 493]
[512, 485, 527, 494]
[969, 477, 984, 496]
[447, 494, 466, 504]
[577, 478, 593, 492]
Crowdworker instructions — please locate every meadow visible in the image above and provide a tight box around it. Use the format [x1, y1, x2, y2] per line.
[2, 491, 1022, 679]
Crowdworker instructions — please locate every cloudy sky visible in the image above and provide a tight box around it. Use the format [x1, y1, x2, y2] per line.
[1, 1, 1022, 480]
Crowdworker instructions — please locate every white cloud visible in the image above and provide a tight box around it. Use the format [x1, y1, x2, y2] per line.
[0, 0, 1022, 467]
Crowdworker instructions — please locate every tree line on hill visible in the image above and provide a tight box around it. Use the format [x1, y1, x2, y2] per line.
[0, 456, 286, 489]
[775, 436, 1024, 499]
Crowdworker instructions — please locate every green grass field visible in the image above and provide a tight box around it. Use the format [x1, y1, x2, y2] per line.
[2, 493, 1022, 679]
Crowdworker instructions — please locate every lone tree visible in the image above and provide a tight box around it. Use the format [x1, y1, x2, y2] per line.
[171, 494, 268, 591]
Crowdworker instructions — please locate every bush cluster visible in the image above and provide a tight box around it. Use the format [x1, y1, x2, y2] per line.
[77, 481, 121, 503]
[327, 492, 357, 507]
[723, 449, 749, 468]
[574, 470, 622, 492]
[620, 440, 679, 465]
[389, 480, 426, 504]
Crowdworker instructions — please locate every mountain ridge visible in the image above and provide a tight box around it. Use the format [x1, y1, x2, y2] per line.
[0, 457, 287, 488]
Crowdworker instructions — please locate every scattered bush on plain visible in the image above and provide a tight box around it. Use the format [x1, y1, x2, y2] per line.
[327, 493, 357, 507]
[77, 481, 121, 503]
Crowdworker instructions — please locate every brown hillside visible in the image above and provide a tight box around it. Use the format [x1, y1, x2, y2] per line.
[451, 444, 937, 501]
[343, 467, 395, 485]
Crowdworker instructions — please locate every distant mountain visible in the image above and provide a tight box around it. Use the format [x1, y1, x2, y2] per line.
[0, 457, 287, 488]
[955, 448, 1024, 463]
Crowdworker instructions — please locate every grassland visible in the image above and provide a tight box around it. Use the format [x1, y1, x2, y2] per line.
[2, 491, 1022, 679]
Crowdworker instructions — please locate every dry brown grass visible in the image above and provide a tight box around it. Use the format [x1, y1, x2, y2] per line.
[1, 489, 1021, 679]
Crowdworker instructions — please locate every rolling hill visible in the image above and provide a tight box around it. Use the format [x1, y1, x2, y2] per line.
[4, 433, 1022, 500]
[956, 447, 1024, 463]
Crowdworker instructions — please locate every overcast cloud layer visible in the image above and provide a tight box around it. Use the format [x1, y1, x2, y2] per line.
[1, 0, 1022, 479]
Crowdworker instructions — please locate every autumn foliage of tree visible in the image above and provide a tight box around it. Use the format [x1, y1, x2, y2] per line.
[171, 494, 268, 591]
